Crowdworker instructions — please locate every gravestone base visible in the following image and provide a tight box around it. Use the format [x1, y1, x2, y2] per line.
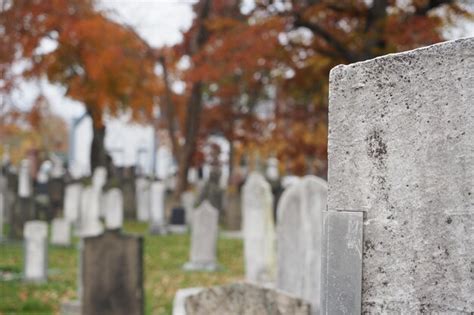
[149, 223, 168, 235]
[60, 300, 81, 315]
[168, 224, 188, 234]
[182, 261, 220, 272]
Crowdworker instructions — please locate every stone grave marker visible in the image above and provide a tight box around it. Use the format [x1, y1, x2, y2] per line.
[79, 186, 103, 237]
[91, 167, 107, 191]
[23, 220, 48, 282]
[64, 183, 82, 224]
[82, 230, 144, 315]
[324, 38, 474, 313]
[183, 201, 219, 271]
[180, 190, 195, 226]
[276, 176, 327, 314]
[51, 218, 72, 246]
[242, 172, 276, 284]
[135, 177, 150, 222]
[103, 188, 124, 230]
[185, 282, 311, 315]
[149, 181, 167, 234]
[172, 287, 203, 315]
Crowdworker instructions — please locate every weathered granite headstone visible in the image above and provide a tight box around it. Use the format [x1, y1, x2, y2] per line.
[149, 181, 167, 234]
[183, 201, 219, 271]
[276, 176, 327, 314]
[51, 218, 72, 246]
[185, 282, 311, 315]
[64, 183, 82, 223]
[242, 172, 276, 284]
[180, 190, 195, 226]
[78, 186, 103, 237]
[135, 177, 150, 222]
[325, 38, 474, 313]
[103, 188, 124, 230]
[82, 230, 144, 315]
[172, 287, 203, 315]
[23, 220, 48, 282]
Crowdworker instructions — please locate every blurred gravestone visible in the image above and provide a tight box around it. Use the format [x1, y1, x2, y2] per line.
[91, 167, 107, 191]
[23, 220, 48, 282]
[64, 183, 82, 225]
[103, 188, 124, 230]
[135, 177, 150, 222]
[180, 190, 195, 227]
[82, 230, 144, 315]
[11, 160, 34, 239]
[51, 218, 71, 246]
[242, 172, 276, 284]
[324, 38, 474, 313]
[276, 176, 327, 315]
[172, 287, 203, 315]
[183, 201, 219, 271]
[79, 186, 103, 237]
[149, 181, 167, 234]
[185, 282, 311, 315]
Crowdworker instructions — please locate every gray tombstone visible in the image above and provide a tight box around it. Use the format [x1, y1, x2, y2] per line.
[276, 176, 327, 315]
[103, 188, 124, 230]
[51, 218, 72, 246]
[325, 38, 474, 313]
[242, 172, 276, 284]
[149, 181, 167, 234]
[180, 190, 195, 227]
[23, 220, 48, 282]
[82, 230, 144, 315]
[172, 287, 203, 315]
[183, 201, 219, 271]
[185, 282, 311, 315]
[64, 183, 82, 224]
[135, 177, 150, 222]
[78, 186, 103, 237]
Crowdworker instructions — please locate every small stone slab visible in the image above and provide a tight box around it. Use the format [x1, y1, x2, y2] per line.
[82, 230, 144, 315]
[185, 282, 311, 315]
[23, 220, 48, 282]
[321, 211, 363, 315]
[51, 218, 71, 246]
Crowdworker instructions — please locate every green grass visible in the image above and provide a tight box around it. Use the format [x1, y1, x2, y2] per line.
[0, 222, 244, 315]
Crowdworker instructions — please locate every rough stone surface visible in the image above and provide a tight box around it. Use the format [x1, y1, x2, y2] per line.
[149, 181, 167, 234]
[51, 218, 72, 246]
[276, 176, 327, 314]
[321, 211, 363, 315]
[103, 188, 124, 230]
[183, 201, 219, 271]
[242, 172, 276, 284]
[23, 220, 48, 282]
[172, 287, 203, 315]
[82, 230, 144, 315]
[185, 282, 311, 315]
[328, 38, 474, 313]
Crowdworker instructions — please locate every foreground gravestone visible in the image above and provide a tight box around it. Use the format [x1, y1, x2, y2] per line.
[51, 218, 71, 246]
[82, 230, 144, 315]
[79, 186, 103, 237]
[183, 201, 219, 271]
[135, 177, 150, 222]
[23, 220, 48, 282]
[103, 188, 124, 230]
[242, 172, 276, 284]
[185, 282, 311, 315]
[325, 38, 474, 313]
[64, 183, 82, 224]
[149, 181, 167, 234]
[276, 176, 327, 314]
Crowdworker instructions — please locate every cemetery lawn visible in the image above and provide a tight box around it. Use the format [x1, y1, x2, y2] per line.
[0, 222, 244, 315]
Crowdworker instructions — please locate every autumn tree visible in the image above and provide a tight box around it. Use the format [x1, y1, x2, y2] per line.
[0, 0, 160, 171]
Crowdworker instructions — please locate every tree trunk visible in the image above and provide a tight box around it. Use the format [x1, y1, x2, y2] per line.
[90, 116, 107, 173]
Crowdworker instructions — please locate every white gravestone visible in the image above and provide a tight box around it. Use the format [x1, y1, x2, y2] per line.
[91, 167, 107, 191]
[242, 172, 276, 284]
[181, 190, 196, 227]
[183, 201, 220, 271]
[172, 287, 203, 315]
[64, 183, 83, 223]
[18, 159, 32, 198]
[51, 218, 72, 246]
[149, 181, 167, 234]
[104, 188, 124, 230]
[24, 220, 48, 281]
[276, 176, 327, 315]
[135, 177, 150, 222]
[79, 186, 103, 237]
